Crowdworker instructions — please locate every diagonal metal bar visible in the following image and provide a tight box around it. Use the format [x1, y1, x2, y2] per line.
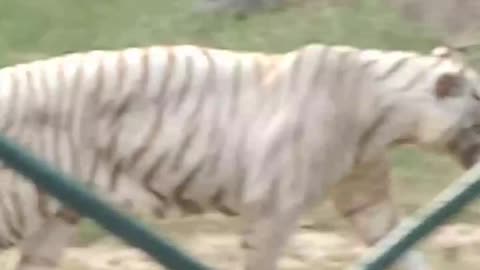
[0, 134, 212, 270]
[351, 162, 480, 270]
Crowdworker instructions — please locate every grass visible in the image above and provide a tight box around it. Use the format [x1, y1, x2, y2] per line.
[0, 0, 441, 66]
[1, 0, 479, 268]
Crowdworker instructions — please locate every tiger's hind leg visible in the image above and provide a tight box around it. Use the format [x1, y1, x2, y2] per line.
[332, 155, 430, 270]
[16, 208, 80, 270]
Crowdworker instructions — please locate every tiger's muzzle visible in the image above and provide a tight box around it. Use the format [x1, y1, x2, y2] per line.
[447, 129, 480, 169]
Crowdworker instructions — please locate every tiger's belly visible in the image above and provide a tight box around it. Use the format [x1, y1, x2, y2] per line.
[104, 106, 250, 218]
[129, 146, 245, 219]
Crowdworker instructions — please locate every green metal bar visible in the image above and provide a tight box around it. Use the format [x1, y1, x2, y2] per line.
[351, 162, 480, 270]
[0, 134, 211, 270]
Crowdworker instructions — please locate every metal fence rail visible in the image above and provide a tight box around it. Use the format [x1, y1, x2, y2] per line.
[1, 130, 479, 270]
[351, 162, 480, 270]
[0, 134, 212, 270]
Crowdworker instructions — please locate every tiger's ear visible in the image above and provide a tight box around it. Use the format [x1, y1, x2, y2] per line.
[431, 46, 452, 58]
[434, 72, 462, 99]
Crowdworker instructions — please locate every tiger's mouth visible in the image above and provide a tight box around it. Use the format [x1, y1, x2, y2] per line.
[460, 145, 480, 169]
[448, 141, 480, 169]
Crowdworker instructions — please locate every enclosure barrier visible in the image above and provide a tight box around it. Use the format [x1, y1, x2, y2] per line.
[0, 134, 212, 270]
[1, 131, 480, 270]
[351, 161, 480, 270]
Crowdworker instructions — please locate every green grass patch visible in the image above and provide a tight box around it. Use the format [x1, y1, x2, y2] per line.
[0, 0, 440, 66]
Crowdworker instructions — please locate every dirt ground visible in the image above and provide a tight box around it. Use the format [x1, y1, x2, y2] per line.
[2, 210, 480, 270]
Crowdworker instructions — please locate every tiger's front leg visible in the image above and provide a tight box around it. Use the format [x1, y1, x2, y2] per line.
[241, 179, 307, 270]
[16, 208, 80, 270]
[332, 155, 431, 270]
[241, 200, 304, 270]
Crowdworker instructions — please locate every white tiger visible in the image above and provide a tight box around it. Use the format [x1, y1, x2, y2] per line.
[0, 43, 479, 270]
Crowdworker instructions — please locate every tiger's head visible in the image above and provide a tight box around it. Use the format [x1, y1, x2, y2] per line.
[424, 46, 480, 168]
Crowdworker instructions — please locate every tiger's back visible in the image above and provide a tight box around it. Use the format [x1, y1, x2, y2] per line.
[2, 43, 480, 270]
[0, 45, 282, 246]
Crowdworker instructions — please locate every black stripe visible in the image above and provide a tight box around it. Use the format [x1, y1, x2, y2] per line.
[172, 164, 204, 214]
[128, 47, 175, 171]
[191, 48, 214, 122]
[174, 54, 194, 111]
[288, 48, 305, 91]
[211, 188, 238, 216]
[309, 47, 329, 91]
[86, 55, 105, 186]
[233, 126, 247, 205]
[55, 208, 81, 225]
[355, 106, 392, 164]
[0, 188, 22, 240]
[52, 61, 64, 175]
[4, 70, 19, 133]
[37, 64, 52, 218]
[36, 185, 50, 219]
[398, 57, 444, 92]
[376, 55, 411, 81]
[171, 126, 196, 171]
[10, 190, 25, 233]
[230, 58, 242, 118]
[141, 153, 168, 200]
[108, 46, 155, 188]
[18, 255, 57, 267]
[253, 55, 263, 86]
[336, 50, 350, 86]
[104, 52, 129, 191]
[67, 56, 84, 179]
